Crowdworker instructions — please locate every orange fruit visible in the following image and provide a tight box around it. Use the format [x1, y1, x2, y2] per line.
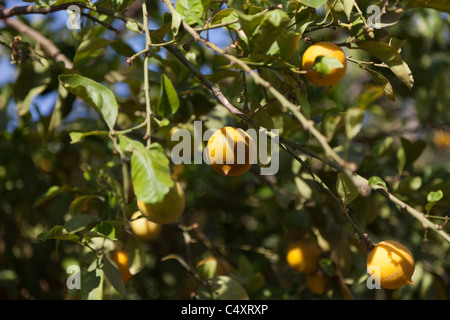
[110, 250, 133, 284]
[305, 270, 328, 295]
[129, 211, 162, 241]
[286, 238, 321, 274]
[366, 240, 415, 290]
[137, 181, 186, 224]
[204, 127, 256, 176]
[301, 41, 347, 87]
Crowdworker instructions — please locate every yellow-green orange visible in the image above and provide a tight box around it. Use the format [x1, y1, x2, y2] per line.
[137, 181, 186, 224]
[130, 211, 162, 241]
[301, 41, 347, 87]
[205, 127, 256, 177]
[286, 239, 321, 274]
[366, 240, 415, 290]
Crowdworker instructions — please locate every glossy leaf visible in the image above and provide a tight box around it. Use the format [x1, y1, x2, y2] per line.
[37, 225, 80, 243]
[336, 172, 359, 205]
[357, 41, 414, 89]
[119, 136, 173, 204]
[175, 0, 204, 25]
[59, 74, 118, 130]
[406, 0, 450, 13]
[73, 38, 111, 69]
[299, 0, 328, 8]
[158, 74, 180, 118]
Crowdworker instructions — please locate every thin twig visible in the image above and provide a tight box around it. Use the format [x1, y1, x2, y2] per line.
[141, 0, 152, 147]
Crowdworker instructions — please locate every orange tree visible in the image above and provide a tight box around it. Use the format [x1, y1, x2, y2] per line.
[0, 0, 449, 300]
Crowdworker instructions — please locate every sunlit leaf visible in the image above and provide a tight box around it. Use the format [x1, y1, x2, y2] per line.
[59, 74, 118, 130]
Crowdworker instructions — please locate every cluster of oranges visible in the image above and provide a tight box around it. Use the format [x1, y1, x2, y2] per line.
[110, 42, 415, 294]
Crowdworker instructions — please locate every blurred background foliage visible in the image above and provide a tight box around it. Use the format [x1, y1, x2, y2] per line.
[0, 0, 449, 300]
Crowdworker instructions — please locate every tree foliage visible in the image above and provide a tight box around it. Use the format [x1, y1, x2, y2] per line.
[0, 0, 449, 300]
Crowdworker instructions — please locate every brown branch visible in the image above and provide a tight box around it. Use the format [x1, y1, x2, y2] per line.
[4, 18, 73, 69]
[0, 2, 140, 27]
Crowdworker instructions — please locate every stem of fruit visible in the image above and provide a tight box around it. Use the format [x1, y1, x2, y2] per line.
[142, 0, 152, 147]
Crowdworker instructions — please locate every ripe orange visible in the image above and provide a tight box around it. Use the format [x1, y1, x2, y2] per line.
[305, 270, 328, 295]
[286, 238, 321, 274]
[129, 211, 162, 241]
[366, 240, 415, 290]
[301, 41, 347, 87]
[204, 127, 256, 176]
[110, 250, 133, 284]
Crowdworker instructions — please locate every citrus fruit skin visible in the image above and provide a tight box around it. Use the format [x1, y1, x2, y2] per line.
[433, 130, 450, 149]
[301, 41, 347, 87]
[205, 127, 256, 177]
[286, 239, 321, 274]
[137, 181, 186, 224]
[110, 250, 133, 284]
[130, 211, 162, 241]
[366, 240, 415, 290]
[305, 270, 327, 295]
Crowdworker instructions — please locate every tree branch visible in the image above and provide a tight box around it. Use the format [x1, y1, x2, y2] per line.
[0, 2, 143, 30]
[4, 18, 73, 69]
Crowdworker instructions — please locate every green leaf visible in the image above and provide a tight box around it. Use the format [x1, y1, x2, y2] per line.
[211, 9, 239, 29]
[33, 185, 73, 208]
[175, 0, 204, 25]
[63, 214, 100, 233]
[127, 233, 146, 275]
[406, 0, 450, 13]
[37, 225, 81, 243]
[336, 172, 359, 205]
[68, 195, 105, 215]
[314, 56, 345, 76]
[248, 10, 291, 56]
[103, 255, 126, 298]
[357, 41, 414, 89]
[427, 190, 443, 203]
[90, 221, 117, 241]
[277, 30, 302, 60]
[364, 68, 395, 101]
[126, 20, 141, 33]
[197, 276, 249, 300]
[397, 137, 427, 172]
[345, 107, 364, 140]
[319, 258, 335, 277]
[171, 10, 182, 36]
[158, 74, 180, 118]
[119, 136, 173, 204]
[197, 258, 219, 280]
[151, 23, 171, 44]
[81, 260, 104, 300]
[425, 190, 443, 213]
[368, 176, 387, 190]
[34, 0, 86, 8]
[332, 0, 354, 21]
[69, 131, 109, 144]
[299, 0, 328, 9]
[59, 74, 118, 130]
[73, 38, 111, 69]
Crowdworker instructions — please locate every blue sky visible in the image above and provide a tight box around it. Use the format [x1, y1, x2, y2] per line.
[0, 0, 230, 131]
